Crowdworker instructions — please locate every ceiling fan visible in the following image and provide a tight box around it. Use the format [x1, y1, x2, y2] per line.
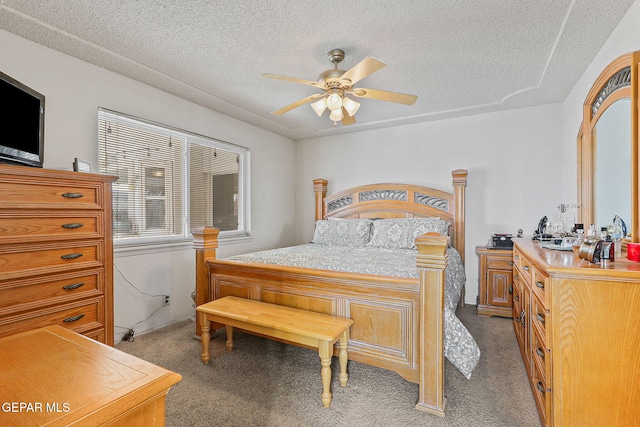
[262, 49, 418, 126]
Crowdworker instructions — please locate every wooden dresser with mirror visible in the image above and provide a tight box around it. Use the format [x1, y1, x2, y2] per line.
[513, 51, 640, 427]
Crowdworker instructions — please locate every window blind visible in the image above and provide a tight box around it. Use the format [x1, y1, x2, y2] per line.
[98, 108, 248, 244]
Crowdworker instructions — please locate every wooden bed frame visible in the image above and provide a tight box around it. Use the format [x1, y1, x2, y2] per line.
[192, 169, 467, 417]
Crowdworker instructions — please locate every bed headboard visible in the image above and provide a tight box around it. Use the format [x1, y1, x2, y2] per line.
[313, 169, 467, 262]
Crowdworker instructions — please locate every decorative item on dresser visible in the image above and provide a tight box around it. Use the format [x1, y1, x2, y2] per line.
[476, 245, 513, 317]
[0, 164, 117, 345]
[512, 238, 640, 427]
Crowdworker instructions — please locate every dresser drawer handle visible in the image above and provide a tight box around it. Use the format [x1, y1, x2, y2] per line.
[61, 253, 83, 260]
[509, 284, 513, 295]
[536, 347, 545, 358]
[508, 261, 514, 266]
[536, 382, 546, 394]
[523, 266, 529, 271]
[514, 295, 520, 302]
[61, 192, 84, 199]
[514, 255, 519, 260]
[536, 313, 545, 323]
[63, 314, 85, 323]
[61, 223, 84, 229]
[536, 281, 545, 289]
[62, 282, 85, 290]
[520, 310, 526, 326]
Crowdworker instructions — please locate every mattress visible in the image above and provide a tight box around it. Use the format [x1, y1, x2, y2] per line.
[227, 243, 480, 378]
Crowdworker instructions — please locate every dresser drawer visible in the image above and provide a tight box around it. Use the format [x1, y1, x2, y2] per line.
[531, 266, 549, 307]
[0, 298, 104, 339]
[0, 269, 103, 315]
[531, 358, 551, 426]
[0, 180, 102, 210]
[0, 241, 103, 281]
[0, 213, 103, 244]
[531, 323, 551, 384]
[513, 248, 532, 284]
[531, 292, 548, 339]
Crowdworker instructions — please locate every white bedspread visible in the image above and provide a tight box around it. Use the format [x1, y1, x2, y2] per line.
[227, 243, 480, 378]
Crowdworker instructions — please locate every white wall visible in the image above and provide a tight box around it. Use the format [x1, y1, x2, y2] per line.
[561, 0, 640, 203]
[0, 30, 297, 341]
[4, 0, 638, 339]
[295, 104, 564, 305]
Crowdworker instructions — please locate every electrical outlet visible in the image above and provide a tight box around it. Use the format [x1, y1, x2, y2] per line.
[163, 295, 170, 306]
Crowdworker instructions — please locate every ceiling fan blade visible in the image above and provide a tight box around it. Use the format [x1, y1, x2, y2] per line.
[341, 107, 356, 125]
[262, 73, 325, 89]
[349, 88, 418, 105]
[339, 57, 386, 86]
[272, 93, 325, 115]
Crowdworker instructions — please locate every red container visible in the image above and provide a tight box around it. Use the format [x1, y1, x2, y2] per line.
[627, 243, 640, 262]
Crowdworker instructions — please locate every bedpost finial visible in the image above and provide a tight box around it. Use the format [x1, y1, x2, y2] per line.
[452, 169, 467, 187]
[314, 179, 328, 193]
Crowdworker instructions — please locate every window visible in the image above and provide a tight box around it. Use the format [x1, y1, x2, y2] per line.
[98, 108, 250, 246]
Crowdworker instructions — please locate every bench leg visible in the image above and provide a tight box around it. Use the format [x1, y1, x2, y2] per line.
[225, 325, 234, 351]
[200, 314, 211, 365]
[338, 331, 349, 387]
[319, 341, 332, 408]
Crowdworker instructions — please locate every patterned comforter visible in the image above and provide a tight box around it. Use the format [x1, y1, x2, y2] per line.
[227, 243, 480, 378]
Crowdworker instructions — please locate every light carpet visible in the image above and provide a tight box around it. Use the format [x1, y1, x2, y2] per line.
[116, 304, 541, 427]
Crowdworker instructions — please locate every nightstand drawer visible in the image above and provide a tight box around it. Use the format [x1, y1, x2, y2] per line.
[486, 255, 514, 270]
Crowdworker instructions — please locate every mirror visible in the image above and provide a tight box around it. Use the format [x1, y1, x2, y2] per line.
[594, 98, 631, 230]
[578, 51, 639, 242]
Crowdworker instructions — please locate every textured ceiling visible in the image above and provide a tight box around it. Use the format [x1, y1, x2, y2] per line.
[0, 0, 634, 140]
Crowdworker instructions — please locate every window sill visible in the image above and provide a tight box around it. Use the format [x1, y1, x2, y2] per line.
[114, 235, 252, 257]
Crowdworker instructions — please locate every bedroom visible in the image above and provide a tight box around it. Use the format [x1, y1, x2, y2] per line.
[0, 0, 639, 424]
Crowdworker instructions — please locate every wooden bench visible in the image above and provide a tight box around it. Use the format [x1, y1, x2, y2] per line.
[196, 296, 354, 408]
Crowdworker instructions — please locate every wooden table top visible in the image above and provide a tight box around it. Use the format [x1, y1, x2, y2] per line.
[0, 325, 181, 426]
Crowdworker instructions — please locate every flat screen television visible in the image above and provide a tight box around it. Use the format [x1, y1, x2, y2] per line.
[0, 71, 45, 167]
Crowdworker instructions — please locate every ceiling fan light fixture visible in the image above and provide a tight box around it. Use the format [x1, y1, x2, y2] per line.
[310, 98, 327, 117]
[342, 96, 360, 116]
[326, 90, 343, 111]
[329, 109, 344, 122]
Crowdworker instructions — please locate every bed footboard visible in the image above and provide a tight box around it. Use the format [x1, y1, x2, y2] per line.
[191, 227, 448, 416]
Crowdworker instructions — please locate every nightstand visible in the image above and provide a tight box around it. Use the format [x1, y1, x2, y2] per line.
[476, 246, 513, 317]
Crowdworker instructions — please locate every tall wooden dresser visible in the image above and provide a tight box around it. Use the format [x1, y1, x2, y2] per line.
[0, 164, 116, 345]
[512, 238, 640, 427]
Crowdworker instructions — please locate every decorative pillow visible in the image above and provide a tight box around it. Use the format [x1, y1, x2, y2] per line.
[367, 218, 451, 249]
[410, 218, 451, 248]
[367, 219, 414, 249]
[311, 219, 373, 247]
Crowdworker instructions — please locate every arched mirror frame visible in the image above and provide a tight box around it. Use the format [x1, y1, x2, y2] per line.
[578, 51, 639, 243]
